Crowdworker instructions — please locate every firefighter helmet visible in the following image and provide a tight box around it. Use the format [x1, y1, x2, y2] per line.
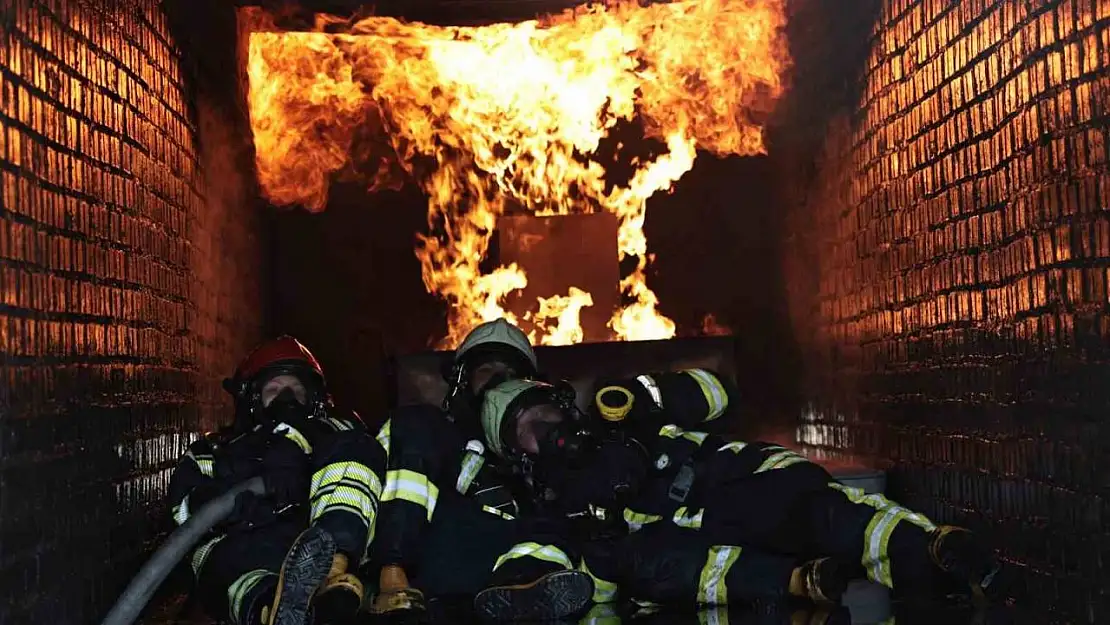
[223, 335, 327, 425]
[480, 378, 544, 458]
[443, 318, 539, 421]
[455, 318, 537, 372]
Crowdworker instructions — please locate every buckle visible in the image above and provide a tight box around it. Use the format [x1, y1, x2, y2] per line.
[667, 461, 696, 503]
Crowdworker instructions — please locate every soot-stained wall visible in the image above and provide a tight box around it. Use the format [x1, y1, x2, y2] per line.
[0, 0, 267, 622]
[782, 0, 1110, 619]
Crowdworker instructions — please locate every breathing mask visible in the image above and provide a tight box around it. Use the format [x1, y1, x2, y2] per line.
[261, 386, 312, 426]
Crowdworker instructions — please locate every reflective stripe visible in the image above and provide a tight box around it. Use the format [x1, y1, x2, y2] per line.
[581, 603, 622, 625]
[682, 369, 728, 421]
[191, 535, 225, 577]
[310, 461, 383, 528]
[493, 542, 573, 571]
[697, 608, 730, 625]
[754, 449, 809, 473]
[186, 451, 214, 477]
[481, 504, 516, 520]
[862, 507, 907, 588]
[578, 559, 619, 603]
[376, 419, 392, 454]
[323, 417, 354, 431]
[382, 468, 440, 521]
[659, 424, 708, 445]
[623, 508, 663, 532]
[273, 422, 312, 453]
[674, 506, 704, 529]
[829, 480, 936, 589]
[172, 495, 191, 526]
[228, 569, 275, 625]
[697, 546, 742, 605]
[829, 482, 936, 531]
[636, 374, 664, 408]
[717, 441, 747, 453]
[456, 451, 486, 495]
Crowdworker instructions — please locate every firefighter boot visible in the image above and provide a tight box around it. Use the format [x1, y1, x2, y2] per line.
[369, 565, 426, 615]
[473, 569, 595, 622]
[268, 526, 338, 625]
[929, 526, 1007, 602]
[787, 558, 849, 605]
[311, 553, 364, 624]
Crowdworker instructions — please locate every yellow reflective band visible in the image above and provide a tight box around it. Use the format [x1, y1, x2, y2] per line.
[674, 506, 704, 529]
[273, 422, 313, 453]
[481, 505, 516, 520]
[228, 569, 275, 625]
[578, 559, 619, 603]
[755, 450, 808, 474]
[829, 483, 936, 531]
[493, 542, 573, 572]
[623, 508, 663, 532]
[862, 507, 910, 588]
[595, 385, 635, 422]
[191, 534, 225, 577]
[717, 441, 747, 454]
[697, 546, 741, 605]
[310, 462, 384, 527]
[582, 603, 622, 625]
[636, 375, 664, 408]
[456, 451, 486, 495]
[376, 419, 392, 455]
[172, 495, 191, 526]
[659, 424, 708, 445]
[187, 451, 214, 477]
[698, 607, 731, 625]
[382, 468, 440, 521]
[682, 369, 728, 421]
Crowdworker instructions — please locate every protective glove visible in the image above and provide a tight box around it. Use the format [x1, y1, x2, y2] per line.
[261, 435, 310, 508]
[223, 490, 277, 533]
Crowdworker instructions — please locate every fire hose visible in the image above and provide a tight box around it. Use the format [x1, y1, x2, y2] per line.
[100, 476, 268, 625]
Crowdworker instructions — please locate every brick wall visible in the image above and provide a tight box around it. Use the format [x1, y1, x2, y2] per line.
[0, 0, 266, 622]
[782, 0, 1110, 620]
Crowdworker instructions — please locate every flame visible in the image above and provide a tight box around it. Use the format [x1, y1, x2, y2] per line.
[526, 287, 595, 346]
[244, 0, 790, 347]
[700, 312, 732, 336]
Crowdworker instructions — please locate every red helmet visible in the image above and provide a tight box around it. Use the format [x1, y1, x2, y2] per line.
[224, 335, 328, 425]
[233, 335, 324, 383]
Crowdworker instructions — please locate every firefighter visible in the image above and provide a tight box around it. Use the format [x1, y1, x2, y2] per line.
[167, 336, 385, 625]
[475, 377, 1007, 617]
[471, 371, 856, 622]
[367, 318, 541, 615]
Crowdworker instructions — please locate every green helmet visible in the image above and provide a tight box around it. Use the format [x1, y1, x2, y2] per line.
[455, 318, 537, 372]
[481, 378, 548, 458]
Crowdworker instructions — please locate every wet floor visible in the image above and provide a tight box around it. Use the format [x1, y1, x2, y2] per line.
[143, 583, 1028, 625]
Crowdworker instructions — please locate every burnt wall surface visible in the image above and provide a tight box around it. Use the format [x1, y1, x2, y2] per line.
[0, 0, 267, 622]
[782, 0, 1110, 620]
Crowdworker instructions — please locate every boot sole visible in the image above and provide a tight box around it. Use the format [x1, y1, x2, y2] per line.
[473, 569, 594, 622]
[271, 526, 338, 625]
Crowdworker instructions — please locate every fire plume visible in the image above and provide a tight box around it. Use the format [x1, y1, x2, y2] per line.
[244, 0, 790, 348]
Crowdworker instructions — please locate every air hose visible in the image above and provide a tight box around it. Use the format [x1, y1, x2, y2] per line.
[100, 476, 268, 625]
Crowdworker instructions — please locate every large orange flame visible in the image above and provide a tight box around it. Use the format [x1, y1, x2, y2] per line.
[244, 0, 790, 348]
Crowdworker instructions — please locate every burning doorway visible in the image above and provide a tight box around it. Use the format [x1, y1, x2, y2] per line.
[243, 0, 792, 354]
